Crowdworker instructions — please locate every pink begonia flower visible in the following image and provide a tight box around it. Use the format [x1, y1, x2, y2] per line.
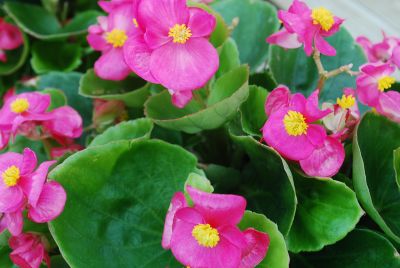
[123, 0, 219, 108]
[357, 33, 400, 68]
[42, 106, 83, 140]
[9, 233, 50, 268]
[322, 88, 360, 140]
[262, 86, 331, 161]
[0, 209, 24, 236]
[356, 63, 400, 123]
[87, 1, 136, 80]
[266, 0, 344, 56]
[0, 18, 23, 63]
[162, 186, 270, 268]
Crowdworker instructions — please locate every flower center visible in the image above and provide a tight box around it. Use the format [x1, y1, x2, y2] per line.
[168, 24, 192, 44]
[283, 110, 308, 136]
[105, 29, 128, 48]
[2, 165, 20, 187]
[377, 76, 395, 92]
[10, 98, 30, 114]
[192, 224, 220, 248]
[311, 7, 334, 31]
[337, 94, 356, 109]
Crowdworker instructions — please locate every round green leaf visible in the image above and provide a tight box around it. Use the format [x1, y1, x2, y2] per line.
[240, 85, 267, 137]
[49, 140, 197, 267]
[79, 69, 150, 108]
[145, 66, 249, 134]
[230, 133, 297, 236]
[211, 0, 279, 72]
[4, 2, 101, 40]
[0, 25, 29, 75]
[89, 118, 154, 147]
[31, 41, 82, 74]
[287, 172, 363, 253]
[292, 229, 400, 268]
[41, 88, 67, 110]
[0, 246, 14, 268]
[238, 211, 289, 268]
[269, 28, 366, 102]
[216, 38, 240, 78]
[353, 112, 400, 244]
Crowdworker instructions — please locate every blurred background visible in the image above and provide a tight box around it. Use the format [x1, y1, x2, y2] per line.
[268, 0, 400, 42]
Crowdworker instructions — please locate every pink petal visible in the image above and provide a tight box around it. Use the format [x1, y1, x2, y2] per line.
[240, 228, 270, 268]
[0, 183, 24, 213]
[377, 91, 400, 123]
[0, 20, 23, 50]
[87, 33, 110, 51]
[188, 7, 216, 38]
[186, 186, 246, 226]
[138, 0, 189, 32]
[28, 181, 66, 223]
[171, 90, 193, 108]
[94, 48, 131, 81]
[108, 3, 136, 33]
[288, 0, 310, 15]
[321, 17, 344, 37]
[0, 152, 22, 172]
[262, 108, 315, 161]
[356, 74, 381, 107]
[392, 46, 400, 69]
[360, 63, 395, 78]
[42, 106, 83, 139]
[356, 36, 375, 61]
[144, 28, 171, 50]
[0, 50, 6, 62]
[162, 192, 188, 249]
[314, 34, 336, 56]
[149, 38, 219, 91]
[300, 136, 345, 178]
[10, 237, 45, 268]
[265, 86, 291, 116]
[305, 90, 332, 122]
[123, 32, 160, 83]
[306, 124, 327, 147]
[171, 208, 242, 268]
[20, 148, 37, 176]
[218, 225, 247, 252]
[266, 29, 302, 49]
[5, 210, 23, 236]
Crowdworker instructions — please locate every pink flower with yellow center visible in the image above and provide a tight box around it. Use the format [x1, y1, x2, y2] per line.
[123, 0, 219, 108]
[356, 63, 400, 123]
[0, 18, 23, 63]
[162, 187, 270, 267]
[266, 0, 344, 56]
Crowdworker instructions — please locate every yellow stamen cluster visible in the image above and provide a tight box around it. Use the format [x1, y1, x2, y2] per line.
[337, 94, 356, 109]
[105, 29, 128, 48]
[192, 224, 220, 248]
[168, 24, 192, 44]
[283, 110, 308, 136]
[133, 18, 139, 28]
[2, 166, 20, 187]
[377, 76, 395, 92]
[10, 98, 29, 114]
[311, 7, 334, 31]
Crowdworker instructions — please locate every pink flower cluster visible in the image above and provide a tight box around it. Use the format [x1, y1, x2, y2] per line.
[0, 90, 83, 157]
[162, 186, 270, 267]
[0, 18, 23, 63]
[87, 0, 219, 108]
[263, 87, 353, 178]
[266, 0, 344, 56]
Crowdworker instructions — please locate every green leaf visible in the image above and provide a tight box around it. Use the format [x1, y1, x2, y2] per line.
[89, 118, 154, 147]
[49, 140, 197, 267]
[145, 66, 249, 134]
[31, 41, 82, 74]
[230, 133, 296, 236]
[269, 28, 366, 102]
[185, 173, 214, 194]
[51, 255, 70, 268]
[238, 211, 289, 268]
[38, 72, 93, 127]
[4, 2, 101, 40]
[394, 148, 400, 188]
[211, 0, 279, 72]
[0, 24, 29, 75]
[353, 112, 400, 244]
[240, 85, 267, 137]
[287, 172, 363, 253]
[79, 69, 150, 108]
[216, 38, 240, 78]
[0, 246, 14, 268]
[41, 88, 67, 110]
[292, 229, 400, 268]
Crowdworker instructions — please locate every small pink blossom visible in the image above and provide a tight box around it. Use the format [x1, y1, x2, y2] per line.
[123, 0, 219, 108]
[50, 142, 83, 159]
[0, 209, 24, 236]
[162, 186, 269, 267]
[356, 63, 400, 123]
[42, 106, 83, 141]
[322, 88, 360, 140]
[266, 0, 343, 56]
[357, 33, 400, 68]
[9, 233, 50, 268]
[87, 1, 137, 80]
[0, 18, 23, 63]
